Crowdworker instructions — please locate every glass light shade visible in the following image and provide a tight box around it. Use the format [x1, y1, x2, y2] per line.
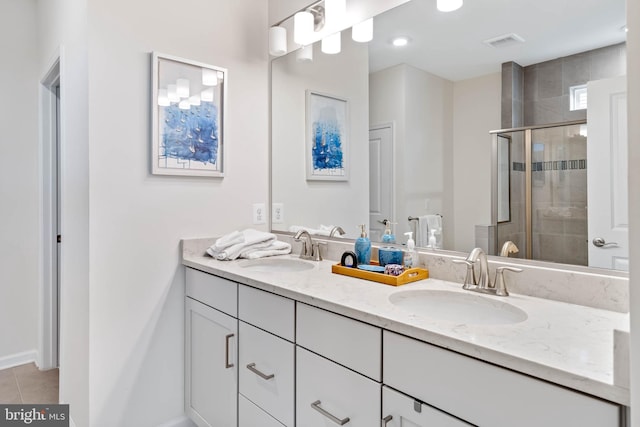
[176, 78, 190, 98]
[352, 18, 373, 42]
[269, 26, 288, 56]
[157, 89, 170, 107]
[296, 45, 313, 62]
[167, 84, 179, 103]
[294, 11, 314, 45]
[202, 69, 217, 86]
[178, 100, 190, 110]
[325, 0, 346, 27]
[321, 32, 341, 54]
[201, 88, 214, 102]
[437, 0, 463, 12]
[189, 95, 201, 106]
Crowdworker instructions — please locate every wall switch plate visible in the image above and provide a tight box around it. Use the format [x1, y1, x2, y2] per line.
[253, 203, 266, 224]
[272, 203, 284, 224]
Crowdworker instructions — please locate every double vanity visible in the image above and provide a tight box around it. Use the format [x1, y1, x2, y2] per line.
[181, 237, 629, 427]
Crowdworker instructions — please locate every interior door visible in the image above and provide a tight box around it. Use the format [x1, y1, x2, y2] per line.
[587, 76, 628, 271]
[369, 125, 394, 242]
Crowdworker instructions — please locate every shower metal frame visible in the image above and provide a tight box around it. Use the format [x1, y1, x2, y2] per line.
[490, 119, 587, 259]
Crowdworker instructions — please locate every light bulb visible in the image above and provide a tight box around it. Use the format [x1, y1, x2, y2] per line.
[321, 32, 341, 54]
[352, 18, 373, 43]
[294, 11, 314, 45]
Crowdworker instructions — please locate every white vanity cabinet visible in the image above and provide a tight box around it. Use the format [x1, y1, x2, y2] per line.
[185, 268, 238, 427]
[383, 331, 621, 427]
[382, 386, 472, 427]
[238, 285, 295, 427]
[295, 303, 382, 426]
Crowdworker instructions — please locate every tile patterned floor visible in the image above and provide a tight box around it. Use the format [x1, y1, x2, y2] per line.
[0, 363, 59, 404]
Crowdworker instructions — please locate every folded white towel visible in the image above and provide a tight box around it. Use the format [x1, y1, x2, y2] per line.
[425, 214, 443, 249]
[240, 241, 292, 259]
[289, 224, 341, 237]
[416, 216, 430, 247]
[207, 229, 277, 260]
[209, 230, 244, 252]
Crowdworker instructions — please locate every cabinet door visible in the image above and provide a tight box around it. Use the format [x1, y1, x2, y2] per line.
[185, 297, 238, 427]
[239, 394, 285, 427]
[296, 347, 380, 427]
[239, 321, 294, 426]
[382, 386, 472, 427]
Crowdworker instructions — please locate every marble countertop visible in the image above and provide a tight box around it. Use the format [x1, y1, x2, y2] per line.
[182, 240, 630, 406]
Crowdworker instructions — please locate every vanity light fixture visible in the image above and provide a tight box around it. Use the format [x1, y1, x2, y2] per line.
[296, 44, 314, 62]
[322, 32, 341, 54]
[352, 18, 373, 42]
[325, 0, 346, 28]
[392, 36, 410, 47]
[437, 0, 463, 12]
[176, 78, 190, 98]
[269, 26, 288, 57]
[294, 11, 315, 45]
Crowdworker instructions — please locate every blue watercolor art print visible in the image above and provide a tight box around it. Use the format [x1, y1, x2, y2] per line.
[152, 53, 226, 177]
[306, 91, 348, 181]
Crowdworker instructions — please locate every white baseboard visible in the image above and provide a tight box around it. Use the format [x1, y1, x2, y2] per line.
[0, 350, 37, 370]
[156, 415, 196, 427]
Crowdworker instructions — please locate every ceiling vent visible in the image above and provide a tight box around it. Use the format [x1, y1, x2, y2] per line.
[483, 33, 525, 48]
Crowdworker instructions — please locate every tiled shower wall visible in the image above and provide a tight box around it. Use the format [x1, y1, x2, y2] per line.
[497, 43, 626, 265]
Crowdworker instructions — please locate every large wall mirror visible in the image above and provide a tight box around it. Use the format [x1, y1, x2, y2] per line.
[271, 0, 628, 272]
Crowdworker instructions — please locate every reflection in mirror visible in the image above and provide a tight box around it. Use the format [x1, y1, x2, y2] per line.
[271, 0, 627, 271]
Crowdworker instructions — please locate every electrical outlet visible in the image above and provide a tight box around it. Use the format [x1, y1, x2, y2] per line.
[253, 203, 266, 224]
[272, 203, 284, 224]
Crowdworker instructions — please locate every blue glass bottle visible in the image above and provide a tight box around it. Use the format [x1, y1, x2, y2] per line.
[354, 224, 372, 265]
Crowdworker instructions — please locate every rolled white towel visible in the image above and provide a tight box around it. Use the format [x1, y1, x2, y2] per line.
[209, 230, 243, 252]
[207, 229, 276, 260]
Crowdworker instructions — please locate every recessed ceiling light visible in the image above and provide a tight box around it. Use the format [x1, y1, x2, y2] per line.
[392, 37, 409, 47]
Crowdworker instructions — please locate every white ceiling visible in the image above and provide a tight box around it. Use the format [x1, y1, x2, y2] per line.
[368, 0, 627, 81]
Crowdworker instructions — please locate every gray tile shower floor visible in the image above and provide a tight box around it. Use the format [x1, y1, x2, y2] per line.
[0, 363, 59, 404]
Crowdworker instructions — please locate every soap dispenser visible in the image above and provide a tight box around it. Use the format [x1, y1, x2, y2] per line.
[404, 232, 417, 268]
[355, 224, 372, 265]
[428, 229, 437, 249]
[381, 220, 396, 244]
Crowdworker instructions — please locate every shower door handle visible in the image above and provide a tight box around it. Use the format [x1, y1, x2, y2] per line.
[592, 237, 618, 248]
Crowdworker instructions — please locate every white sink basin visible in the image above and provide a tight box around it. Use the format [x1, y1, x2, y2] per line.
[239, 258, 315, 272]
[389, 290, 528, 325]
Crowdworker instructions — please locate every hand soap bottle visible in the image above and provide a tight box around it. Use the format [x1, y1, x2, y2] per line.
[355, 224, 372, 265]
[381, 220, 396, 244]
[428, 229, 437, 249]
[404, 232, 417, 268]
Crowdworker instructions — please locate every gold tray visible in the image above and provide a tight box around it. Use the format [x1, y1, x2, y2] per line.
[331, 263, 429, 286]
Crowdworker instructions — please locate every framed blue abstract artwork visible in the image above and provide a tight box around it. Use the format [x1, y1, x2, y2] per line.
[305, 90, 349, 181]
[151, 52, 226, 177]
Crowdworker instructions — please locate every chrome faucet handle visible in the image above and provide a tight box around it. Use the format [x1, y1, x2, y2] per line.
[293, 230, 315, 260]
[452, 259, 477, 289]
[494, 266, 523, 296]
[311, 241, 327, 261]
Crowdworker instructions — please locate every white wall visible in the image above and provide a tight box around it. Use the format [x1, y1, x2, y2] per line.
[452, 73, 501, 252]
[36, 0, 90, 424]
[86, 0, 268, 425]
[627, 0, 639, 424]
[0, 0, 39, 366]
[369, 64, 454, 246]
[272, 36, 369, 238]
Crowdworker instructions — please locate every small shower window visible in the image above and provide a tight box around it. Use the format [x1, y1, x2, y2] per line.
[570, 84, 588, 111]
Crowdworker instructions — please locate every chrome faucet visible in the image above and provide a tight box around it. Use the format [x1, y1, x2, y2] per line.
[500, 241, 519, 257]
[329, 226, 345, 237]
[453, 247, 521, 296]
[294, 230, 314, 260]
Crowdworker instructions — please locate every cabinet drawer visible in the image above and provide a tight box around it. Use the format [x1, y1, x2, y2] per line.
[296, 347, 381, 427]
[382, 386, 472, 426]
[239, 322, 294, 427]
[239, 394, 285, 427]
[186, 268, 237, 317]
[383, 331, 620, 427]
[296, 303, 381, 380]
[239, 285, 294, 341]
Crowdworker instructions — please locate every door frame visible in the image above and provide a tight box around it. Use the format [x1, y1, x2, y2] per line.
[39, 52, 62, 370]
[369, 122, 396, 240]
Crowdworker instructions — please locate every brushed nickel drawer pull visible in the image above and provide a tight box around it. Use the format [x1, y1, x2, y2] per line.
[224, 334, 234, 368]
[310, 400, 350, 425]
[246, 363, 275, 380]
